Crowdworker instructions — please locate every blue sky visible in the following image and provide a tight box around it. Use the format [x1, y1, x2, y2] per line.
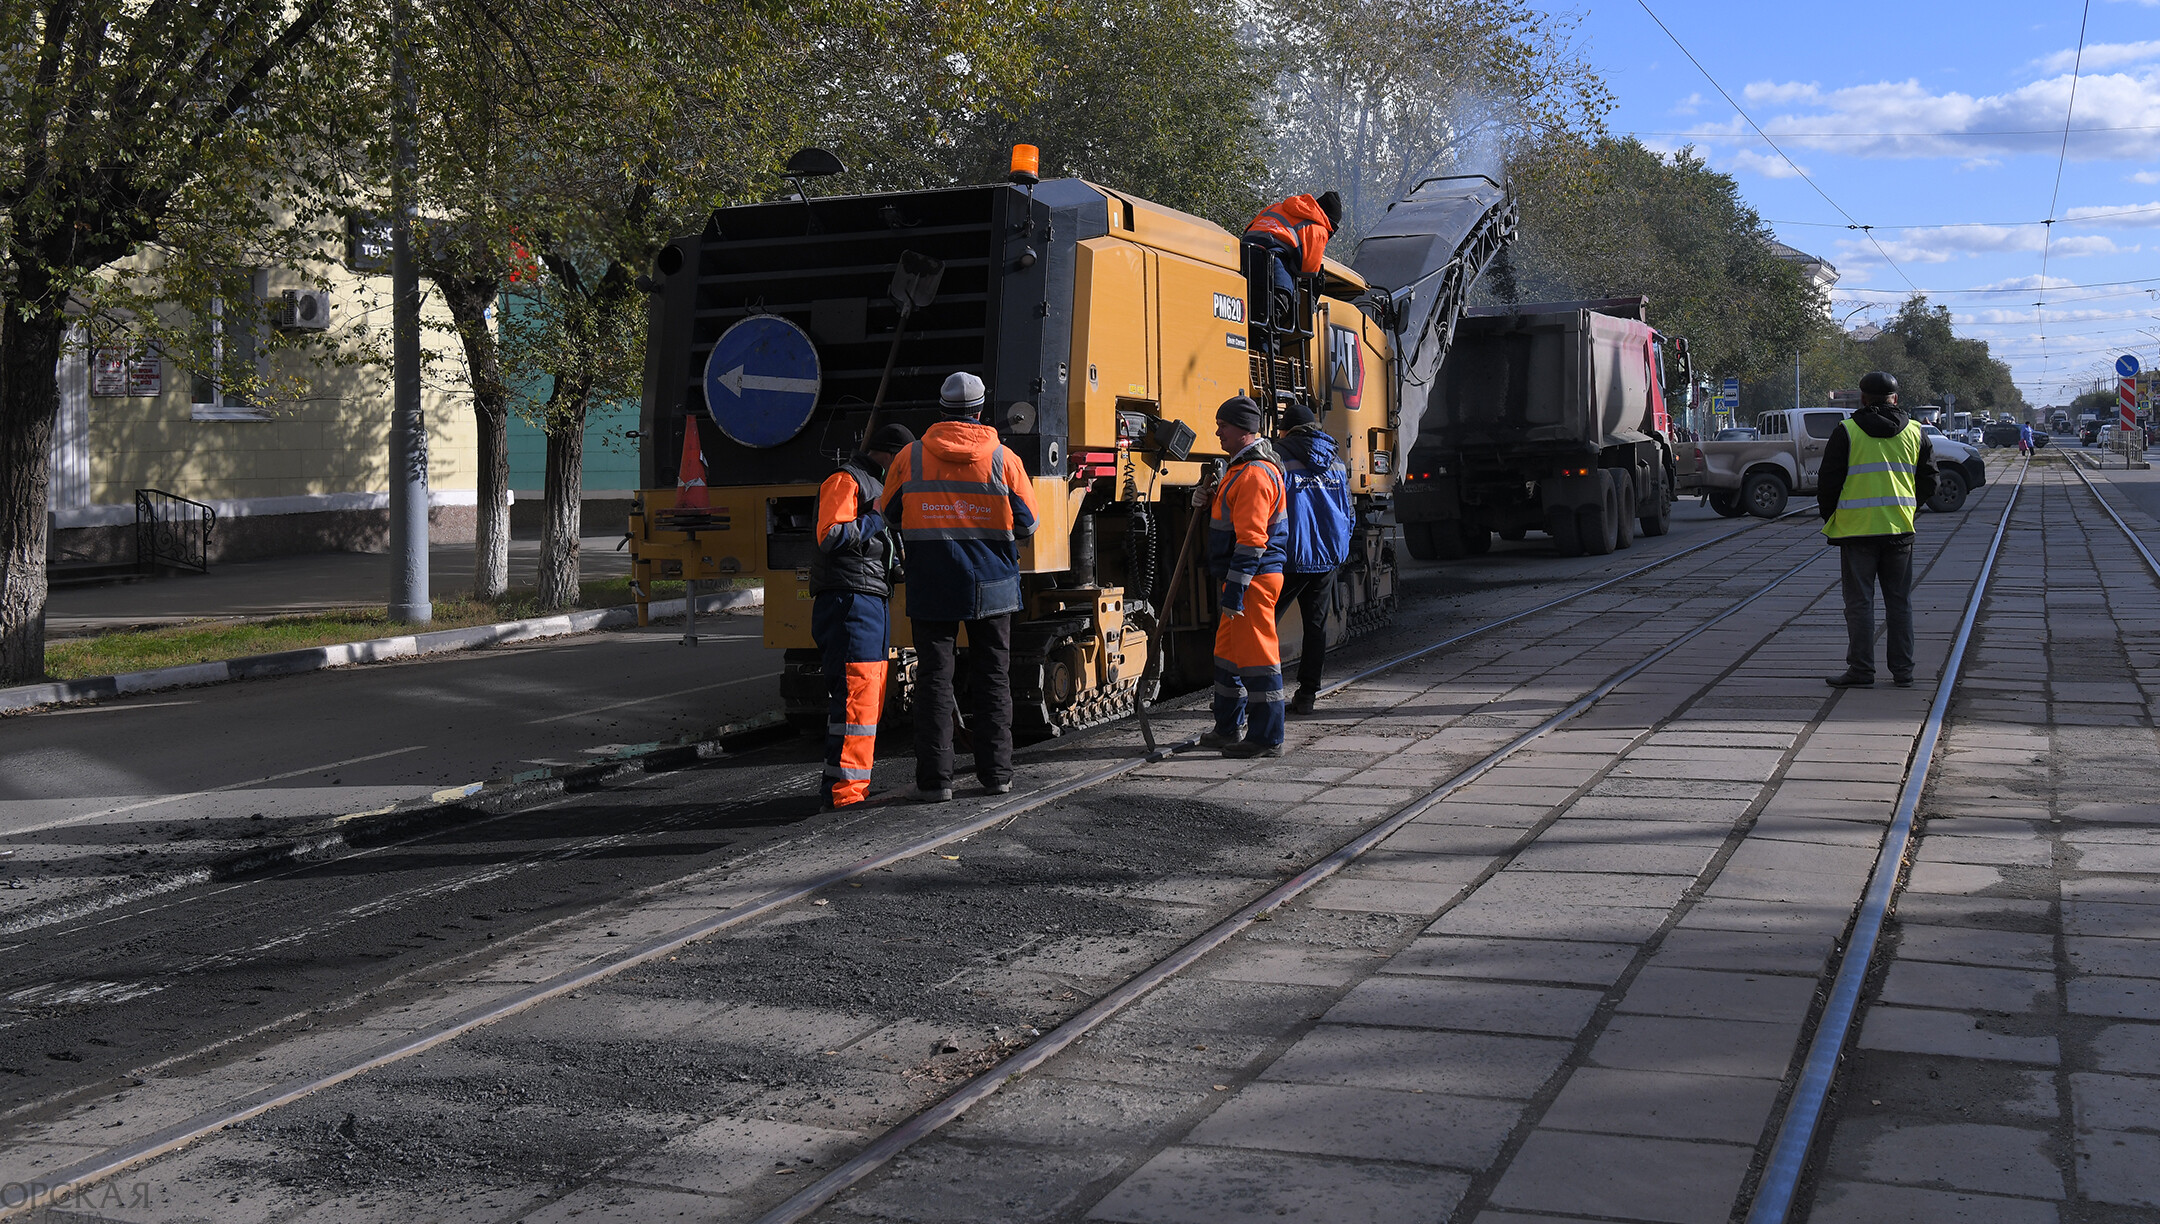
[1558, 0, 2160, 406]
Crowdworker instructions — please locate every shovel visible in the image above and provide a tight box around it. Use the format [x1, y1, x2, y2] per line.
[1134, 475, 1217, 754]
[862, 250, 945, 443]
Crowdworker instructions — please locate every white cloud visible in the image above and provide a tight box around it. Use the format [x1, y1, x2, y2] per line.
[1833, 228, 2134, 265]
[1680, 68, 2160, 161]
[2036, 40, 2160, 73]
[1741, 81, 1822, 105]
[1670, 92, 1705, 116]
[2132, 170, 2160, 183]
[1726, 148, 1804, 179]
[2061, 200, 2160, 226]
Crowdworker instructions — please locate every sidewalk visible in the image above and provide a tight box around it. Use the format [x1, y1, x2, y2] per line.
[46, 535, 632, 638]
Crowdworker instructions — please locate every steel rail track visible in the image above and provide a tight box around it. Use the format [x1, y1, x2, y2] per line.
[6, 509, 1817, 1216]
[2063, 450, 2160, 579]
[1744, 457, 2032, 1223]
[749, 544, 1835, 1224]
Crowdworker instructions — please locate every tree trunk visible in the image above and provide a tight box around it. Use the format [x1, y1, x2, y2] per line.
[433, 277, 510, 601]
[537, 393, 587, 611]
[474, 397, 511, 600]
[0, 308, 64, 683]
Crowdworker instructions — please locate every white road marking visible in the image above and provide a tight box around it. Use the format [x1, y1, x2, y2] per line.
[5, 746, 428, 837]
[30, 700, 200, 717]
[523, 673, 772, 725]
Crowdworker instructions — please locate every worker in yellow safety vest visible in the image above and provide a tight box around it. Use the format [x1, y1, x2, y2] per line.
[1818, 370, 1937, 690]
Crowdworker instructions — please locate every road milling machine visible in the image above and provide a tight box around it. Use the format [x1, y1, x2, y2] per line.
[627, 151, 1515, 737]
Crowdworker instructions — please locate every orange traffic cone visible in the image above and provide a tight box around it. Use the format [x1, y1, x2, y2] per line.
[677, 416, 710, 509]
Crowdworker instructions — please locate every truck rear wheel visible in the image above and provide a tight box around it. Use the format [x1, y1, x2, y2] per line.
[1743, 471, 1789, 518]
[1546, 505, 1581, 556]
[1401, 521, 1438, 561]
[1708, 488, 1746, 518]
[1640, 470, 1673, 536]
[1498, 526, 1527, 542]
[1610, 471, 1635, 551]
[1577, 485, 1616, 556]
[1459, 522, 1492, 556]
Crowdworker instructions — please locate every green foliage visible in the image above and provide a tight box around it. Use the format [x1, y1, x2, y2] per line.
[1738, 295, 2026, 420]
[1502, 136, 1824, 386]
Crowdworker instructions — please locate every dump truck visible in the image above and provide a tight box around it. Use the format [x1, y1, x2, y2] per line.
[1679, 406, 1986, 517]
[625, 154, 1516, 737]
[1387, 297, 1686, 559]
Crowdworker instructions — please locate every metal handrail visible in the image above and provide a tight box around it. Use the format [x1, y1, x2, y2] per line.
[135, 489, 217, 574]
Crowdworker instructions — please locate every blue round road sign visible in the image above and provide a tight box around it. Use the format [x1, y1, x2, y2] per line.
[703, 315, 822, 449]
[2118, 354, 2141, 379]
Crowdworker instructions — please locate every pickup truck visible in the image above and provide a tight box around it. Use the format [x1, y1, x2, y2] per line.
[1675, 407, 1986, 518]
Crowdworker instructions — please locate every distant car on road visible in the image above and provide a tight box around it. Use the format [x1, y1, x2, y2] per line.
[1715, 427, 1760, 441]
[2082, 422, 2104, 446]
[1982, 422, 2026, 448]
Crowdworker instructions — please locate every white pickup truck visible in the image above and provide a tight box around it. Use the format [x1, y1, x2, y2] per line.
[1675, 407, 1987, 517]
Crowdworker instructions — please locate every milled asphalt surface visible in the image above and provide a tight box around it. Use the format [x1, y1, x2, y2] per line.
[11, 463, 2129, 1224]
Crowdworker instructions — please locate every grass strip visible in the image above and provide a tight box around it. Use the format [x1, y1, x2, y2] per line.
[41, 576, 757, 682]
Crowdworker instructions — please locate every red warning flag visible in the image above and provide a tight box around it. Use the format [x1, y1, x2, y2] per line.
[677, 417, 710, 509]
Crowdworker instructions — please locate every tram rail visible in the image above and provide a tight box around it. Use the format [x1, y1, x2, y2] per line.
[9, 509, 1826, 1213]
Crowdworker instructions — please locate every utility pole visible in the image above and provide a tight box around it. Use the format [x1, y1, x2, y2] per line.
[387, 0, 430, 624]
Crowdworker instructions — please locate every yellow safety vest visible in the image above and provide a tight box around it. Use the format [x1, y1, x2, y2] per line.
[1824, 418, 1922, 540]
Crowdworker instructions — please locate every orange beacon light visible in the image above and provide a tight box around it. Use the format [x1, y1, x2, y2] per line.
[1009, 144, 1040, 186]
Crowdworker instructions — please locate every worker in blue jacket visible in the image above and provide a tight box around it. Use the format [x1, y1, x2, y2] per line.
[1274, 399, 1354, 714]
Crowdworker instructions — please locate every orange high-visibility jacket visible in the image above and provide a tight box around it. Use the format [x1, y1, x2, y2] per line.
[1244, 195, 1334, 277]
[878, 420, 1039, 620]
[1207, 441, 1288, 614]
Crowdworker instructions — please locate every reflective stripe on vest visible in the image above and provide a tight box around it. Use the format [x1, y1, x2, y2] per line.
[900, 442, 1019, 541]
[1825, 419, 1922, 539]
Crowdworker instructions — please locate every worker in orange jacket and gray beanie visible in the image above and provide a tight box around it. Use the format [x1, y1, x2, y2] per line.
[1201, 395, 1290, 758]
[1244, 191, 1342, 324]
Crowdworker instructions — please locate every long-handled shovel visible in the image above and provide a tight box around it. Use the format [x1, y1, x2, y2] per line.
[861, 250, 945, 444]
[1134, 476, 1216, 753]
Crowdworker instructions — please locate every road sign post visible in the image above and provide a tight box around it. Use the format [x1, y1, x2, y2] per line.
[2120, 355, 2142, 467]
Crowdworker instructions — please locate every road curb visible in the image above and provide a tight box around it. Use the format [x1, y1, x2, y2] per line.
[1, 585, 763, 715]
[0, 708, 792, 937]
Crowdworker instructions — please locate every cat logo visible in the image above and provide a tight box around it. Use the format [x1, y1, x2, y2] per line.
[1212, 292, 1246, 323]
[1329, 324, 1364, 410]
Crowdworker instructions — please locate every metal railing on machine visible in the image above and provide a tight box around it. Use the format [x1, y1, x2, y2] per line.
[134, 489, 216, 574]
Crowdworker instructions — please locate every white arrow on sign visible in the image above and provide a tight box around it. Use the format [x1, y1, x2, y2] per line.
[717, 364, 818, 397]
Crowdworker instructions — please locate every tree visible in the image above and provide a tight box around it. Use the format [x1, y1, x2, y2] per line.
[1258, 0, 1612, 250]
[1504, 136, 1825, 389]
[0, 0, 372, 682]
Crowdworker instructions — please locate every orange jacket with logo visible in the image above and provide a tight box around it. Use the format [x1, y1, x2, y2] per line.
[1207, 441, 1289, 613]
[1244, 194, 1334, 277]
[878, 420, 1039, 620]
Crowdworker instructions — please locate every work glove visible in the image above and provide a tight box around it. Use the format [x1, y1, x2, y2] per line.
[1219, 580, 1247, 616]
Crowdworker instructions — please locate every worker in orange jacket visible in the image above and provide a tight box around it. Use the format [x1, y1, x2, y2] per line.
[879, 372, 1039, 801]
[810, 423, 915, 808]
[1200, 395, 1289, 758]
[1244, 190, 1342, 324]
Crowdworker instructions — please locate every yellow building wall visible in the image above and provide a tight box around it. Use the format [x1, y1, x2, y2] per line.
[82, 263, 477, 507]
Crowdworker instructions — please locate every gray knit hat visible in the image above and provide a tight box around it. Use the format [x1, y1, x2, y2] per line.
[939, 371, 986, 415]
[1216, 395, 1263, 434]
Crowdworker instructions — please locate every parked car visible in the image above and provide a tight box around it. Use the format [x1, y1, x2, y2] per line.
[1714, 427, 1760, 441]
[1682, 407, 1984, 517]
[2082, 422, 2104, 446]
[2032, 429, 2051, 449]
[1982, 422, 2024, 448]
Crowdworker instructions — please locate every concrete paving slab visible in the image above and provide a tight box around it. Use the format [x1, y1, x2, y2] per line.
[1676, 896, 1854, 937]
[1856, 1007, 2059, 1065]
[1615, 965, 1821, 1023]
[1587, 1014, 1802, 1079]
[1190, 943, 1387, 988]
[1185, 1082, 1519, 1169]
[1323, 976, 1603, 1037]
[2075, 1129, 2160, 1208]
[1260, 1026, 1570, 1098]
[1804, 1181, 2060, 1223]
[1088, 1146, 1468, 1224]
[1833, 1120, 2064, 1200]
[1381, 936, 1635, 987]
[1485, 1130, 1753, 1224]
[1538, 1066, 1782, 1143]
[1896, 924, 2055, 970]
[2068, 976, 2160, 1020]
[1430, 898, 1671, 944]
[2065, 901, 2160, 939]
[1879, 961, 2055, 1014]
[1653, 927, 1836, 975]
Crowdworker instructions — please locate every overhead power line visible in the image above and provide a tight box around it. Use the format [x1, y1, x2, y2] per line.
[1632, 124, 2160, 138]
[1768, 204, 2160, 230]
[1834, 275, 2160, 295]
[1631, 0, 1921, 294]
[2038, 0, 2095, 384]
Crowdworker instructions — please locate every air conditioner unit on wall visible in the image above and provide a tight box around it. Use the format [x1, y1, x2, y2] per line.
[275, 289, 332, 331]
